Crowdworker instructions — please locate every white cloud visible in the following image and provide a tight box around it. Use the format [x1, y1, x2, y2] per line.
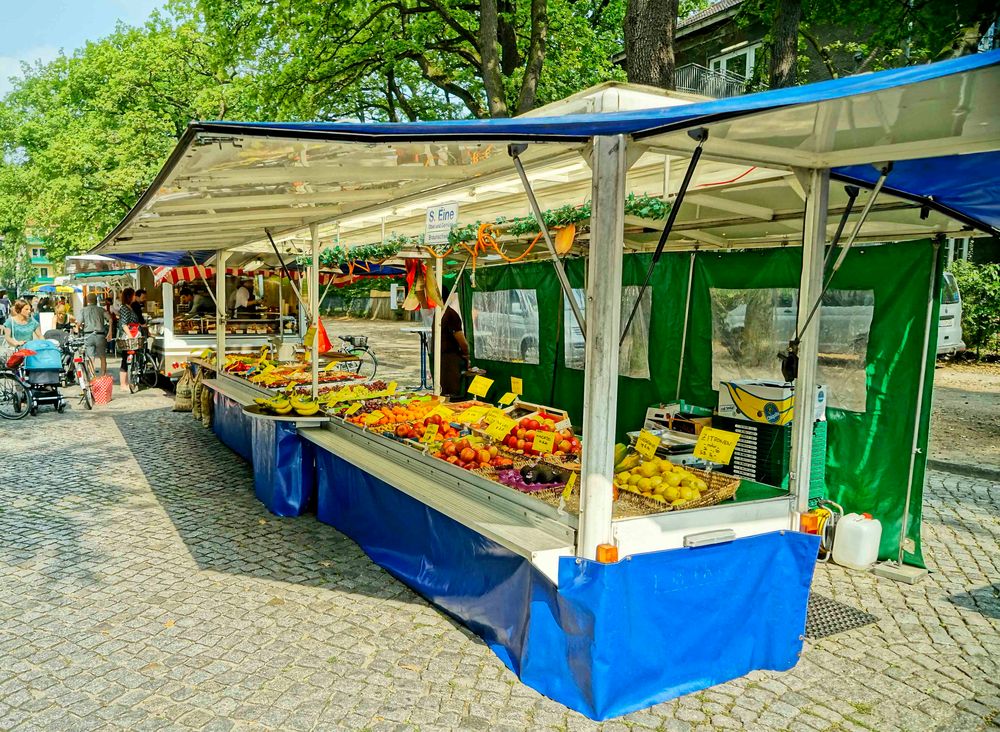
[0, 45, 61, 97]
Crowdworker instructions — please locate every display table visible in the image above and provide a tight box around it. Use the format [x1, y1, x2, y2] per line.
[304, 422, 819, 720]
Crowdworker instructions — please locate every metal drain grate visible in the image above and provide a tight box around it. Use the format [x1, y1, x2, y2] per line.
[805, 593, 878, 639]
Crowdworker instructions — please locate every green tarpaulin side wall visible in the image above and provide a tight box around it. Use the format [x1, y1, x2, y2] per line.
[459, 241, 939, 565]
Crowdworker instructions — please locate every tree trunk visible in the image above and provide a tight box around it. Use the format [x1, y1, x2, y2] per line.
[479, 0, 509, 117]
[516, 0, 548, 114]
[624, 0, 678, 89]
[769, 0, 801, 88]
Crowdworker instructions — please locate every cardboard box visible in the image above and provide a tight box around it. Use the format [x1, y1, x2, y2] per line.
[717, 379, 827, 425]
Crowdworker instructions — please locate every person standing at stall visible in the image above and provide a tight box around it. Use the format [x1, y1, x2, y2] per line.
[116, 287, 141, 391]
[131, 289, 148, 329]
[435, 286, 470, 398]
[80, 293, 111, 377]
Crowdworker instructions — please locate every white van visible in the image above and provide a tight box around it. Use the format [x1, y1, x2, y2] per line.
[938, 271, 965, 355]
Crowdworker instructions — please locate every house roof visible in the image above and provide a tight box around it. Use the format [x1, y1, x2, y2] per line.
[677, 0, 744, 35]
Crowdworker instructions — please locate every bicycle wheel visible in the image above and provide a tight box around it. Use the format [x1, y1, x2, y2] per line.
[128, 355, 141, 393]
[140, 352, 158, 388]
[348, 348, 378, 381]
[0, 373, 31, 420]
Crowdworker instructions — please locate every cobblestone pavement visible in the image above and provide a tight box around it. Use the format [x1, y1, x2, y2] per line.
[1, 389, 998, 732]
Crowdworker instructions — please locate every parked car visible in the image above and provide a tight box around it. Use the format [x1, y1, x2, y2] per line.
[937, 271, 965, 356]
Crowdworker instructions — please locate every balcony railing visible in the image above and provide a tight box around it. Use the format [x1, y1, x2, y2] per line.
[676, 64, 756, 99]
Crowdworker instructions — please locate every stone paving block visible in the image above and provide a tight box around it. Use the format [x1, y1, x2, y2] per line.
[1, 390, 998, 731]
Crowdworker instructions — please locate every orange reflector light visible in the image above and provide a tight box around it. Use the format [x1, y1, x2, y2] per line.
[596, 543, 619, 563]
[799, 512, 821, 535]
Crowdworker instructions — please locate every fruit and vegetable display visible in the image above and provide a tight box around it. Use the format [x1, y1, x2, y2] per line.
[431, 438, 514, 471]
[614, 453, 708, 508]
[223, 352, 363, 389]
[252, 393, 323, 417]
[495, 417, 581, 459]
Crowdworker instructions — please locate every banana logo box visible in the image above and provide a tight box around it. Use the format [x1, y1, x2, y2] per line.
[718, 380, 827, 425]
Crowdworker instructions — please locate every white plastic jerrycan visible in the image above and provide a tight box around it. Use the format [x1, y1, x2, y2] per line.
[832, 513, 883, 570]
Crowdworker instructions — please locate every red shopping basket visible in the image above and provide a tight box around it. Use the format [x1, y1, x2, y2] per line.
[91, 375, 114, 405]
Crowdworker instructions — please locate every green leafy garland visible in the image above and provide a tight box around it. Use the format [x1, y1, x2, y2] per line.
[319, 193, 671, 261]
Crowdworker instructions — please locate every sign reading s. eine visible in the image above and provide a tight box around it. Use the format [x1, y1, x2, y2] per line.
[425, 203, 460, 246]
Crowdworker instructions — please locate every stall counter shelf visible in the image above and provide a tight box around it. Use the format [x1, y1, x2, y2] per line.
[299, 415, 793, 582]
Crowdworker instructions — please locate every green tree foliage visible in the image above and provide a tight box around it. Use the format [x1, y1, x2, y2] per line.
[741, 0, 1000, 84]
[949, 260, 1000, 355]
[197, 0, 626, 120]
[0, 8, 247, 262]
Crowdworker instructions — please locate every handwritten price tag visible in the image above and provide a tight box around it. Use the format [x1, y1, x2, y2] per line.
[561, 471, 577, 501]
[467, 375, 494, 398]
[485, 407, 505, 422]
[428, 405, 455, 422]
[498, 391, 516, 406]
[364, 410, 384, 426]
[510, 377, 523, 395]
[532, 430, 557, 454]
[485, 416, 517, 441]
[634, 430, 661, 460]
[345, 402, 362, 416]
[421, 423, 439, 443]
[456, 405, 490, 424]
[693, 427, 741, 464]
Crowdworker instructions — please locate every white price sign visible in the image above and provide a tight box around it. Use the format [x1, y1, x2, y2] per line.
[425, 203, 460, 246]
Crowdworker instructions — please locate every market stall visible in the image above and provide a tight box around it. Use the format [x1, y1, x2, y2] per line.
[91, 54, 1000, 719]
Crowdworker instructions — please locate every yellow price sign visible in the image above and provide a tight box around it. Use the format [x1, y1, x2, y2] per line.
[693, 427, 741, 464]
[531, 430, 557, 454]
[345, 402, 362, 416]
[561, 471, 577, 501]
[387, 381, 397, 394]
[634, 430, 661, 460]
[456, 405, 490, 424]
[485, 407, 505, 422]
[484, 416, 517, 441]
[510, 377, 523, 395]
[364, 410, 385, 426]
[420, 423, 439, 443]
[498, 392, 516, 406]
[428, 405, 455, 422]
[467, 374, 494, 398]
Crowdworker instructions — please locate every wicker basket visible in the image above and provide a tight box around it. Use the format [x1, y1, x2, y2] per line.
[533, 486, 669, 519]
[671, 467, 740, 510]
[117, 336, 145, 351]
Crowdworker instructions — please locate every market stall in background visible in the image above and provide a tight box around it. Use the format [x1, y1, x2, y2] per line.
[90, 54, 1000, 720]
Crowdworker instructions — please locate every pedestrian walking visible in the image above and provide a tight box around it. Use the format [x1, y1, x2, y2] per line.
[80, 293, 111, 377]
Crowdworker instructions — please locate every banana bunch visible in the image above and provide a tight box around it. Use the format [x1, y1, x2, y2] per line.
[254, 395, 293, 415]
[290, 394, 321, 416]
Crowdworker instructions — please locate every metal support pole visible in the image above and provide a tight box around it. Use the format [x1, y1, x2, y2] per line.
[899, 241, 940, 564]
[510, 147, 587, 338]
[577, 135, 626, 559]
[789, 168, 829, 516]
[675, 251, 696, 399]
[433, 257, 443, 395]
[309, 223, 320, 399]
[215, 249, 228, 372]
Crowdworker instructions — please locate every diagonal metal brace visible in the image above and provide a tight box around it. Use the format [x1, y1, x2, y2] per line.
[265, 228, 310, 321]
[620, 128, 709, 347]
[794, 163, 892, 345]
[823, 185, 860, 270]
[510, 144, 587, 339]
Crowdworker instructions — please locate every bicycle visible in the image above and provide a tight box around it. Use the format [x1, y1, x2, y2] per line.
[120, 335, 158, 393]
[0, 352, 34, 420]
[337, 335, 378, 381]
[67, 335, 97, 409]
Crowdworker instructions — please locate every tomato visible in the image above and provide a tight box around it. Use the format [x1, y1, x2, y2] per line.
[519, 418, 531, 429]
[460, 447, 477, 463]
[527, 419, 540, 431]
[506, 435, 518, 449]
[395, 425, 409, 437]
[443, 443, 457, 457]
[524, 429, 536, 441]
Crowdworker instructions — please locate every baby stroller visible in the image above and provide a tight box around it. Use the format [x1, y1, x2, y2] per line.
[20, 339, 67, 414]
[43, 329, 76, 386]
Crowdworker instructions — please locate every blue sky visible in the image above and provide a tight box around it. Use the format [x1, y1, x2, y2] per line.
[0, 0, 166, 95]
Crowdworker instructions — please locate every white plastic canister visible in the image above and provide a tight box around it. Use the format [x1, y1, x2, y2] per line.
[832, 513, 883, 570]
